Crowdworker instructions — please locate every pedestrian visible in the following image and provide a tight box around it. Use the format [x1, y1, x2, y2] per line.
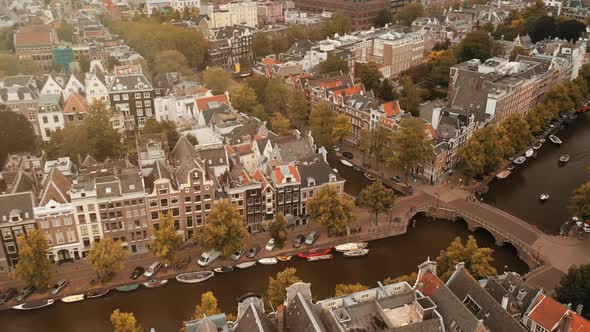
[412, 219, 416, 228]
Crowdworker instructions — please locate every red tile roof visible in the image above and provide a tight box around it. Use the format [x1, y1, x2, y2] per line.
[40, 166, 71, 205]
[528, 294, 568, 331]
[196, 94, 228, 112]
[332, 84, 363, 98]
[288, 165, 300, 182]
[251, 169, 267, 184]
[382, 101, 401, 117]
[417, 271, 444, 297]
[63, 91, 87, 114]
[15, 25, 53, 47]
[571, 312, 590, 332]
[318, 81, 343, 90]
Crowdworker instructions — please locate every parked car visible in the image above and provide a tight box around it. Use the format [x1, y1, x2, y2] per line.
[230, 249, 245, 261]
[342, 152, 353, 159]
[292, 235, 306, 248]
[246, 245, 260, 258]
[0, 288, 17, 304]
[15, 285, 35, 302]
[51, 279, 69, 295]
[129, 266, 145, 280]
[197, 250, 221, 267]
[304, 231, 319, 245]
[143, 261, 162, 278]
[390, 175, 402, 182]
[265, 238, 277, 251]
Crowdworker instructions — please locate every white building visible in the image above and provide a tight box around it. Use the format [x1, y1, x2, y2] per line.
[202, 1, 258, 28]
[40, 75, 65, 96]
[37, 94, 64, 142]
[85, 72, 110, 105]
[62, 74, 85, 100]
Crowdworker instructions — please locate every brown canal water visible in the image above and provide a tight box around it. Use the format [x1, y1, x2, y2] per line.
[0, 214, 528, 332]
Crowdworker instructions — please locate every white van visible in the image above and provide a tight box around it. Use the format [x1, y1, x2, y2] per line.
[197, 250, 221, 267]
[143, 261, 162, 278]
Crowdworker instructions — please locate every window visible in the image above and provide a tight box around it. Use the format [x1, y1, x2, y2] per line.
[122, 93, 129, 100]
[1, 229, 12, 240]
[145, 100, 151, 107]
[40, 220, 49, 229]
[205, 203, 211, 210]
[185, 206, 192, 213]
[172, 208, 180, 216]
[81, 226, 88, 236]
[52, 218, 61, 227]
[185, 196, 192, 203]
[135, 100, 142, 108]
[161, 199, 168, 207]
[56, 232, 65, 244]
[91, 224, 99, 234]
[144, 92, 150, 98]
[67, 229, 75, 242]
[42, 116, 48, 124]
[135, 93, 142, 99]
[462, 295, 482, 316]
[53, 115, 59, 123]
[171, 197, 178, 204]
[149, 200, 158, 207]
[187, 216, 193, 228]
[5, 243, 17, 254]
[64, 216, 72, 225]
[151, 212, 159, 220]
[29, 113, 36, 121]
[113, 94, 120, 101]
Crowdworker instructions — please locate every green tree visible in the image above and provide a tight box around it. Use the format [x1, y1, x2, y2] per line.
[555, 263, 590, 319]
[436, 236, 497, 281]
[376, 79, 397, 101]
[499, 113, 533, 153]
[0, 108, 36, 166]
[253, 33, 272, 57]
[429, 49, 457, 86]
[332, 114, 352, 145]
[358, 62, 383, 93]
[458, 139, 486, 178]
[387, 118, 433, 181]
[269, 213, 288, 248]
[111, 309, 141, 332]
[310, 102, 335, 148]
[307, 186, 355, 235]
[286, 90, 308, 129]
[150, 214, 184, 266]
[79, 54, 91, 72]
[317, 54, 348, 74]
[358, 128, 372, 163]
[384, 272, 418, 285]
[56, 21, 74, 42]
[107, 56, 121, 71]
[374, 9, 392, 27]
[570, 181, 590, 217]
[87, 237, 129, 281]
[13, 230, 51, 289]
[270, 113, 292, 137]
[394, 3, 425, 26]
[246, 75, 269, 104]
[202, 66, 232, 94]
[358, 180, 395, 225]
[193, 291, 221, 319]
[153, 50, 191, 74]
[0, 54, 42, 77]
[85, 101, 126, 161]
[142, 118, 179, 150]
[230, 84, 258, 114]
[266, 268, 301, 308]
[457, 31, 494, 63]
[264, 79, 290, 116]
[398, 77, 423, 116]
[197, 200, 248, 257]
[321, 10, 352, 37]
[335, 283, 369, 296]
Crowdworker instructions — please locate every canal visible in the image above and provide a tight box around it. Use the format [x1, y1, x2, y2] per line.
[485, 113, 590, 234]
[0, 214, 528, 332]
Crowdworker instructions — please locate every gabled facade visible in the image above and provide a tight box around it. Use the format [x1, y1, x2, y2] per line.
[40, 74, 65, 96]
[85, 71, 109, 104]
[108, 65, 155, 129]
[37, 93, 64, 142]
[0, 191, 36, 272]
[63, 91, 88, 127]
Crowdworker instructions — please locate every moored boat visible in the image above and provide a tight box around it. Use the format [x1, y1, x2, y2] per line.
[539, 138, 546, 143]
[559, 154, 570, 164]
[352, 166, 362, 172]
[340, 159, 353, 167]
[334, 242, 368, 252]
[235, 261, 256, 269]
[513, 156, 526, 165]
[506, 164, 516, 171]
[175, 271, 214, 284]
[307, 254, 333, 262]
[549, 135, 563, 145]
[61, 294, 85, 303]
[142, 279, 168, 288]
[533, 142, 542, 150]
[296, 248, 333, 258]
[213, 266, 234, 273]
[539, 193, 550, 201]
[364, 172, 376, 181]
[276, 255, 292, 262]
[85, 289, 110, 299]
[115, 284, 140, 292]
[343, 248, 369, 257]
[12, 299, 54, 310]
[258, 257, 278, 265]
[496, 170, 511, 180]
[525, 149, 534, 158]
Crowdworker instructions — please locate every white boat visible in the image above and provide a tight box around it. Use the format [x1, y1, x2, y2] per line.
[334, 242, 368, 252]
[213, 266, 234, 273]
[307, 254, 333, 262]
[525, 149, 534, 158]
[340, 159, 353, 167]
[12, 299, 54, 310]
[549, 135, 562, 145]
[85, 289, 110, 299]
[175, 271, 214, 284]
[559, 154, 570, 163]
[496, 170, 511, 180]
[258, 257, 278, 265]
[61, 294, 85, 303]
[540, 138, 546, 143]
[235, 261, 256, 269]
[533, 142, 542, 150]
[142, 279, 168, 288]
[364, 172, 376, 181]
[343, 249, 369, 257]
[513, 156, 526, 165]
[539, 194, 550, 201]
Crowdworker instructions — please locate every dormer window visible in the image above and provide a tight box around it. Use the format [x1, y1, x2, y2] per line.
[307, 177, 315, 187]
[329, 174, 337, 182]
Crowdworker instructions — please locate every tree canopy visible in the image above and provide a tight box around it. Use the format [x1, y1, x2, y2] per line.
[193, 291, 222, 319]
[458, 126, 512, 178]
[286, 89, 308, 129]
[197, 200, 248, 257]
[150, 214, 184, 266]
[570, 181, 590, 218]
[266, 268, 301, 308]
[310, 102, 336, 149]
[335, 283, 369, 296]
[457, 31, 495, 63]
[87, 237, 129, 281]
[111, 309, 141, 332]
[332, 114, 352, 144]
[13, 229, 51, 289]
[270, 113, 292, 137]
[142, 118, 179, 150]
[307, 186, 355, 235]
[202, 66, 233, 94]
[153, 50, 191, 75]
[269, 213, 288, 248]
[436, 236, 497, 281]
[394, 3, 425, 26]
[555, 263, 590, 319]
[358, 180, 396, 224]
[387, 118, 433, 180]
[0, 107, 36, 166]
[317, 54, 348, 74]
[0, 54, 42, 78]
[499, 113, 533, 153]
[230, 84, 258, 114]
[358, 62, 383, 93]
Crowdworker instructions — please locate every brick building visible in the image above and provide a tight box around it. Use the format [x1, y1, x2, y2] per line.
[295, 0, 391, 30]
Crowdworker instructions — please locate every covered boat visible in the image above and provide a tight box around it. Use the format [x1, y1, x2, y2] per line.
[334, 242, 368, 252]
[496, 170, 511, 180]
[525, 149, 534, 158]
[115, 284, 140, 292]
[307, 254, 333, 262]
[142, 279, 168, 288]
[258, 257, 278, 265]
[85, 289, 110, 299]
[343, 249, 369, 257]
[61, 294, 85, 303]
[213, 266, 234, 273]
[276, 256, 292, 261]
[549, 135, 563, 145]
[175, 271, 214, 284]
[533, 142, 542, 150]
[235, 261, 256, 269]
[513, 156, 526, 165]
[297, 248, 333, 258]
[539, 193, 550, 201]
[340, 159, 353, 167]
[12, 299, 54, 310]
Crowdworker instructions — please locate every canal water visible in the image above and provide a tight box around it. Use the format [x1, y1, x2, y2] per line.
[485, 113, 590, 234]
[0, 214, 528, 332]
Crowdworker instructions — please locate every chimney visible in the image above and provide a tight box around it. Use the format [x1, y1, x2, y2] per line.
[416, 257, 438, 283]
[560, 312, 573, 332]
[501, 295, 509, 310]
[576, 304, 584, 316]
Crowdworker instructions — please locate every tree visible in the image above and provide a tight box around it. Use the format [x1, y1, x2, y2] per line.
[384, 272, 417, 285]
[269, 213, 288, 248]
[398, 77, 423, 116]
[499, 113, 533, 153]
[394, 3, 425, 26]
[358, 180, 395, 225]
[286, 90, 308, 129]
[13, 230, 50, 289]
[307, 186, 355, 235]
[56, 21, 74, 42]
[436, 236, 497, 281]
[107, 56, 121, 70]
[332, 114, 352, 144]
[246, 75, 269, 104]
[202, 66, 232, 94]
[230, 84, 258, 114]
[153, 50, 191, 74]
[509, 46, 527, 61]
[253, 33, 272, 57]
[374, 9, 392, 27]
[142, 118, 179, 150]
[335, 283, 369, 296]
[376, 79, 397, 101]
[358, 62, 383, 93]
[429, 49, 457, 86]
[555, 263, 590, 319]
[310, 102, 335, 148]
[79, 54, 91, 72]
[0, 108, 36, 166]
[457, 31, 494, 63]
[85, 101, 126, 161]
[317, 54, 348, 74]
[197, 200, 248, 257]
[556, 19, 586, 42]
[186, 133, 198, 145]
[87, 237, 129, 281]
[111, 309, 141, 332]
[358, 128, 372, 163]
[270, 113, 292, 137]
[193, 291, 221, 319]
[266, 268, 301, 308]
[458, 126, 511, 178]
[458, 140, 486, 178]
[150, 214, 184, 266]
[387, 118, 433, 181]
[570, 181, 590, 218]
[0, 54, 42, 77]
[529, 16, 556, 43]
[321, 11, 352, 37]
[264, 79, 290, 116]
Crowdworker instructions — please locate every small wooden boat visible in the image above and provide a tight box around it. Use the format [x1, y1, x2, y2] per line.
[343, 248, 369, 257]
[176, 271, 214, 284]
[540, 138, 546, 143]
[213, 266, 235, 273]
[235, 261, 256, 269]
[115, 284, 140, 292]
[559, 154, 570, 164]
[525, 149, 534, 158]
[61, 294, 85, 303]
[334, 242, 368, 252]
[496, 170, 511, 180]
[276, 255, 292, 261]
[340, 159, 353, 167]
[549, 135, 562, 145]
[533, 142, 542, 150]
[506, 164, 516, 171]
[539, 193, 550, 201]
[85, 289, 110, 299]
[142, 279, 168, 288]
[297, 248, 333, 258]
[258, 257, 278, 265]
[364, 172, 376, 181]
[307, 254, 333, 262]
[12, 299, 54, 310]
[513, 156, 526, 165]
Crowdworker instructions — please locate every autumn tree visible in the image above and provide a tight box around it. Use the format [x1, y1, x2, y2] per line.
[358, 128, 372, 163]
[428, 49, 457, 86]
[13, 230, 51, 289]
[499, 113, 533, 153]
[142, 118, 180, 150]
[230, 84, 258, 114]
[0, 108, 36, 166]
[153, 50, 191, 74]
[321, 11, 352, 37]
[308, 186, 355, 235]
[556, 263, 590, 319]
[457, 31, 494, 63]
[457, 140, 486, 178]
[87, 237, 129, 281]
[270, 113, 292, 137]
[264, 79, 290, 116]
[197, 200, 248, 257]
[286, 89, 308, 129]
[458, 126, 511, 178]
[266, 268, 301, 308]
[358, 180, 395, 225]
[193, 291, 221, 319]
[398, 77, 423, 116]
[358, 62, 383, 93]
[436, 236, 497, 281]
[394, 3, 425, 26]
[332, 114, 352, 145]
[253, 33, 272, 57]
[111, 309, 141, 332]
[570, 181, 590, 218]
[335, 283, 369, 296]
[317, 54, 348, 74]
[0, 54, 42, 78]
[79, 54, 91, 72]
[376, 78, 397, 101]
[246, 75, 269, 104]
[56, 21, 74, 42]
[310, 102, 335, 149]
[269, 213, 288, 248]
[387, 118, 433, 181]
[202, 66, 232, 94]
[384, 272, 418, 285]
[150, 214, 184, 266]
